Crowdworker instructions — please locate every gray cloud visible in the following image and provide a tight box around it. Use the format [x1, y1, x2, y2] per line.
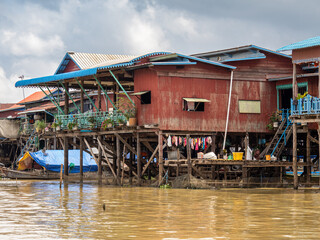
[0, 0, 319, 102]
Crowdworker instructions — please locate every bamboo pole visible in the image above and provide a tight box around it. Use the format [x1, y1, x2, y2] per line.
[98, 135, 102, 184]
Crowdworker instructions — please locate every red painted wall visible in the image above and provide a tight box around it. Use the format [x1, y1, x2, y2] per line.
[63, 60, 80, 73]
[134, 60, 280, 133]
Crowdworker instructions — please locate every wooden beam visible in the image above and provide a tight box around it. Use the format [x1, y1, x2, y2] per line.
[137, 133, 141, 185]
[96, 137, 118, 181]
[308, 135, 319, 144]
[293, 123, 298, 189]
[79, 136, 83, 181]
[58, 138, 64, 150]
[187, 134, 192, 185]
[63, 136, 68, 177]
[114, 133, 137, 155]
[80, 79, 84, 113]
[191, 165, 205, 179]
[158, 131, 163, 185]
[307, 130, 311, 184]
[98, 135, 102, 183]
[293, 119, 320, 124]
[116, 136, 121, 184]
[142, 144, 159, 176]
[83, 138, 99, 166]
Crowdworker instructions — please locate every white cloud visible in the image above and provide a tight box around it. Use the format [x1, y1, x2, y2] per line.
[1, 31, 64, 57]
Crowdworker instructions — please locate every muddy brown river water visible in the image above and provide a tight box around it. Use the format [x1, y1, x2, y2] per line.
[0, 180, 320, 239]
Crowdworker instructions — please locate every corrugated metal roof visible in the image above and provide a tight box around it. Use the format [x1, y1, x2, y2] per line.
[69, 52, 136, 70]
[277, 36, 320, 51]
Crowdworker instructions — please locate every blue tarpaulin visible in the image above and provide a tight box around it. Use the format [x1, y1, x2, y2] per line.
[27, 150, 98, 173]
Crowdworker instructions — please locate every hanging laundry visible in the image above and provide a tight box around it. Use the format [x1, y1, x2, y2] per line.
[168, 135, 172, 147]
[195, 139, 199, 151]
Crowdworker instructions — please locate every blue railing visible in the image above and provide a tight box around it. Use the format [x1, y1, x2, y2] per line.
[279, 109, 290, 125]
[291, 94, 320, 116]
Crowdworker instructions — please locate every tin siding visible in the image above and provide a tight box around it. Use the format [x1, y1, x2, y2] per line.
[63, 60, 80, 73]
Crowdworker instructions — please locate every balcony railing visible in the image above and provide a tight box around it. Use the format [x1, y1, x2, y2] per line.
[55, 110, 127, 130]
[291, 94, 320, 116]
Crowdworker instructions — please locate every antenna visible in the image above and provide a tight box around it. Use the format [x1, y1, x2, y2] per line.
[19, 75, 25, 99]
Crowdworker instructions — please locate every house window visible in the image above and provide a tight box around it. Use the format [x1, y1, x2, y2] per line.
[131, 91, 151, 104]
[183, 98, 210, 112]
[239, 100, 261, 114]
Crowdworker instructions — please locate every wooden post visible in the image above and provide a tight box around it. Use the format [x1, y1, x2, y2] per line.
[293, 123, 298, 189]
[98, 135, 102, 184]
[187, 134, 192, 185]
[64, 82, 69, 114]
[79, 136, 83, 182]
[176, 148, 180, 177]
[63, 136, 68, 177]
[98, 82, 101, 111]
[121, 146, 126, 186]
[318, 129, 320, 187]
[137, 133, 141, 186]
[293, 63, 298, 99]
[60, 164, 63, 188]
[129, 137, 133, 185]
[80, 80, 84, 113]
[306, 130, 311, 184]
[158, 131, 163, 185]
[242, 166, 247, 187]
[116, 135, 121, 185]
[211, 134, 216, 153]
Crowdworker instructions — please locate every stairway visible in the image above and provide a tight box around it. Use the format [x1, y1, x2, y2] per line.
[260, 117, 293, 160]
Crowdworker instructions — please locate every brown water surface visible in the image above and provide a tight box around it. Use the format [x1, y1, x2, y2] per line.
[0, 180, 320, 239]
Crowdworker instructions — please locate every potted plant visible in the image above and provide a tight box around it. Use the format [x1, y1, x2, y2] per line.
[118, 117, 126, 126]
[52, 119, 62, 131]
[72, 120, 78, 131]
[266, 111, 280, 130]
[101, 118, 114, 130]
[35, 120, 46, 133]
[118, 96, 137, 126]
[67, 122, 74, 131]
[87, 116, 96, 129]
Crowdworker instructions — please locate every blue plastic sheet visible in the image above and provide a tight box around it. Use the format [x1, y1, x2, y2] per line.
[28, 150, 98, 173]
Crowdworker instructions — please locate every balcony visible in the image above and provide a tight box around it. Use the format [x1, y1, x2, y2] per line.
[291, 94, 320, 116]
[55, 110, 127, 130]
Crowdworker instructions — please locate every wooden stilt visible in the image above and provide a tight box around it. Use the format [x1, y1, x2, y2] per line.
[176, 148, 180, 177]
[79, 136, 83, 182]
[63, 136, 68, 178]
[242, 166, 247, 187]
[307, 130, 311, 184]
[137, 133, 141, 186]
[129, 137, 133, 185]
[293, 123, 298, 189]
[98, 135, 102, 184]
[158, 131, 163, 185]
[187, 134, 191, 185]
[116, 136, 121, 185]
[211, 134, 216, 153]
[96, 137, 117, 181]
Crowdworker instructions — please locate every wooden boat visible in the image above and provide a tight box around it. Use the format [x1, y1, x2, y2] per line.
[1, 167, 60, 179]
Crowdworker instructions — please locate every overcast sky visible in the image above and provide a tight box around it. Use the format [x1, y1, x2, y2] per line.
[0, 0, 319, 102]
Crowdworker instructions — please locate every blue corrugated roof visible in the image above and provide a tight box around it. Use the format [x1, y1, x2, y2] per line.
[15, 68, 98, 87]
[176, 53, 236, 69]
[277, 36, 320, 51]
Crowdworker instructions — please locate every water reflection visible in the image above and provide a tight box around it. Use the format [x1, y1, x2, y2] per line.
[0, 180, 320, 239]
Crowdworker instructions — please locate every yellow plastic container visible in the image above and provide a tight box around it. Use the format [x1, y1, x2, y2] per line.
[265, 155, 271, 161]
[233, 152, 244, 160]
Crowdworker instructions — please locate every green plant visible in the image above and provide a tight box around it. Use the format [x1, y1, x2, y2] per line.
[101, 118, 114, 130]
[35, 120, 46, 131]
[266, 111, 280, 130]
[118, 95, 136, 120]
[296, 91, 308, 100]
